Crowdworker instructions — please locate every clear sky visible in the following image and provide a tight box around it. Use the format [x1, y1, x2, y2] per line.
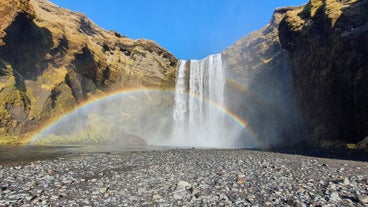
[50, 0, 307, 60]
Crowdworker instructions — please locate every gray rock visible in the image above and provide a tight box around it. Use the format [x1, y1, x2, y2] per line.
[192, 187, 200, 197]
[173, 189, 189, 200]
[152, 194, 161, 200]
[176, 181, 191, 191]
[343, 177, 350, 185]
[329, 191, 340, 202]
[357, 194, 368, 204]
[99, 187, 109, 194]
[50, 195, 59, 200]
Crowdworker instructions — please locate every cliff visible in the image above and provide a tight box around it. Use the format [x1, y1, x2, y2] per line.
[279, 0, 368, 146]
[223, 0, 368, 150]
[0, 0, 177, 144]
[222, 8, 304, 147]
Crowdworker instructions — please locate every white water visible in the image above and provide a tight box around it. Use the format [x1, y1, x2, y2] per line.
[170, 54, 240, 148]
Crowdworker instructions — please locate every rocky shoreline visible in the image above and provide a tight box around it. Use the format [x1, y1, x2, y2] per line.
[0, 149, 367, 206]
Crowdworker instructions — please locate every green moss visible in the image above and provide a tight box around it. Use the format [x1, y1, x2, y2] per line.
[0, 135, 21, 145]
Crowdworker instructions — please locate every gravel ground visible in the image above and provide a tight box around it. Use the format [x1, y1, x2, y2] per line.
[0, 149, 367, 206]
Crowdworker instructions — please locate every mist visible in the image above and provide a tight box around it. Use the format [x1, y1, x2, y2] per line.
[223, 51, 305, 148]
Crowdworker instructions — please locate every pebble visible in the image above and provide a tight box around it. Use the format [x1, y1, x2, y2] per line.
[357, 194, 368, 204]
[176, 181, 191, 191]
[99, 187, 108, 194]
[236, 174, 247, 184]
[0, 149, 366, 206]
[152, 194, 161, 200]
[329, 191, 341, 202]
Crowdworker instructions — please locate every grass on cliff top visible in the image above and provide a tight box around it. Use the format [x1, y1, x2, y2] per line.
[304, 0, 357, 27]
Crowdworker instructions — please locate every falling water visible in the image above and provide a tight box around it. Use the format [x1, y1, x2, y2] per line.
[170, 54, 240, 148]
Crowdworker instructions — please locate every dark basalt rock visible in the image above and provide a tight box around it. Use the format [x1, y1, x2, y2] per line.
[279, 0, 368, 144]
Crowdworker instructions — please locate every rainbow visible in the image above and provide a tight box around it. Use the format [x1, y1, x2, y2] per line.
[26, 87, 266, 148]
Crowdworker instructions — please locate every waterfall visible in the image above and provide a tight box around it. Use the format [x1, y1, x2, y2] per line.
[170, 54, 238, 148]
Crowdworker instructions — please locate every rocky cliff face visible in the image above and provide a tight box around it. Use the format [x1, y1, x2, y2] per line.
[0, 0, 177, 144]
[223, 0, 368, 149]
[279, 0, 368, 145]
[222, 8, 304, 147]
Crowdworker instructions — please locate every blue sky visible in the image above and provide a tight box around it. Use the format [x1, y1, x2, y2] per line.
[50, 0, 307, 60]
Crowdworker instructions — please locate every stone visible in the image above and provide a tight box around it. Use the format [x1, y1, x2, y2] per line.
[236, 174, 247, 184]
[118, 190, 129, 197]
[219, 193, 229, 201]
[192, 187, 200, 197]
[329, 192, 340, 202]
[357, 194, 368, 204]
[343, 177, 350, 185]
[25, 195, 36, 201]
[176, 181, 191, 191]
[99, 187, 108, 194]
[173, 190, 187, 200]
[137, 187, 146, 194]
[152, 194, 161, 200]
[51, 195, 59, 200]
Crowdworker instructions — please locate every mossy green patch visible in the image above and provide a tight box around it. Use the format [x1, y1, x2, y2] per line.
[0, 135, 21, 145]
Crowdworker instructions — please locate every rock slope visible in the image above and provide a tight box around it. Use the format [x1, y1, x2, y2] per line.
[0, 0, 177, 144]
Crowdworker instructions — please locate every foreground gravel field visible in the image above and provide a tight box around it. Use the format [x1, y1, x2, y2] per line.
[0, 149, 367, 206]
